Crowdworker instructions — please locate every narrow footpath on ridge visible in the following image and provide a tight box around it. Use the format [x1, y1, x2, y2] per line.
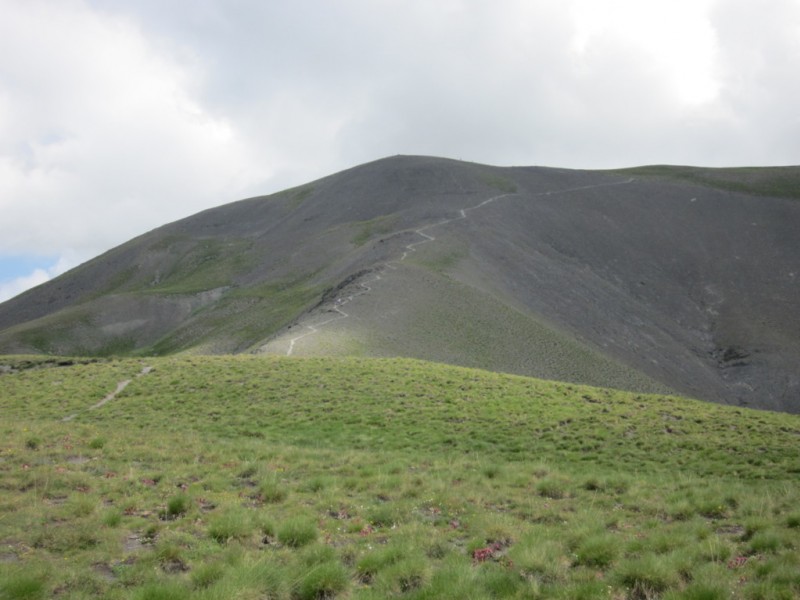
[279, 177, 634, 355]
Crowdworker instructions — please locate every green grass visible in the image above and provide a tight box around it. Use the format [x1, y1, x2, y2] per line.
[146, 239, 255, 295]
[148, 275, 323, 355]
[1, 354, 799, 598]
[479, 173, 518, 193]
[611, 165, 800, 200]
[351, 214, 396, 247]
[276, 517, 318, 548]
[283, 184, 315, 211]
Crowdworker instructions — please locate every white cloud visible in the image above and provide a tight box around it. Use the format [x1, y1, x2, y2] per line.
[2, 0, 800, 302]
[0, 269, 51, 303]
[0, 0, 269, 260]
[570, 0, 720, 106]
[0, 252, 83, 303]
[709, 0, 800, 164]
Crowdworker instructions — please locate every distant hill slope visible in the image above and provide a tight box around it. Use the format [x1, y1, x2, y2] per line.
[1, 156, 798, 412]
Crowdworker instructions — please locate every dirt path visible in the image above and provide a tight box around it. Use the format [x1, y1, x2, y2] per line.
[62, 365, 152, 422]
[285, 274, 383, 355]
[281, 177, 634, 355]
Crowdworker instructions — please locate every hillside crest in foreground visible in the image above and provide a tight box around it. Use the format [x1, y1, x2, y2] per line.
[1, 355, 799, 598]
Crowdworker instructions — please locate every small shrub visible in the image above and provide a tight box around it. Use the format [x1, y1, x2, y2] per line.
[508, 538, 565, 583]
[743, 517, 771, 540]
[25, 437, 41, 450]
[0, 572, 46, 600]
[479, 564, 523, 597]
[294, 562, 348, 600]
[607, 475, 631, 494]
[132, 581, 190, 600]
[697, 501, 728, 519]
[614, 554, 680, 597]
[256, 514, 276, 538]
[191, 562, 225, 589]
[561, 580, 614, 600]
[748, 530, 782, 554]
[102, 508, 122, 527]
[537, 477, 568, 499]
[668, 502, 695, 521]
[301, 476, 328, 493]
[367, 505, 395, 527]
[424, 559, 483, 598]
[277, 517, 317, 548]
[143, 522, 160, 542]
[238, 463, 258, 479]
[376, 556, 429, 594]
[426, 541, 449, 559]
[581, 476, 604, 491]
[698, 535, 733, 563]
[573, 533, 619, 568]
[742, 581, 796, 600]
[258, 479, 287, 504]
[666, 583, 728, 600]
[88, 437, 106, 450]
[156, 540, 184, 565]
[357, 545, 406, 582]
[208, 507, 252, 543]
[482, 464, 502, 479]
[165, 494, 190, 519]
[230, 560, 287, 597]
[300, 544, 337, 566]
[67, 495, 97, 518]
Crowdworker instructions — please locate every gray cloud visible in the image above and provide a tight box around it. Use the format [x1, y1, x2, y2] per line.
[2, 0, 799, 299]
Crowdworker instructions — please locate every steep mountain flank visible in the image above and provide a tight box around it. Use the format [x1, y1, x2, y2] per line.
[1, 156, 798, 411]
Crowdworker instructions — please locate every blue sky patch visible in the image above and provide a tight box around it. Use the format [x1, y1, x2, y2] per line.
[0, 255, 57, 283]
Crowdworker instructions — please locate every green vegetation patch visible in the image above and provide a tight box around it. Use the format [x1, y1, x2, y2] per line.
[412, 238, 468, 274]
[351, 214, 397, 247]
[1, 355, 799, 598]
[612, 165, 800, 200]
[146, 239, 254, 295]
[271, 183, 315, 212]
[479, 172, 518, 194]
[148, 275, 323, 355]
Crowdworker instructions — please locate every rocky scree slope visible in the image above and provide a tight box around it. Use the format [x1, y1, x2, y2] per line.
[0, 156, 798, 412]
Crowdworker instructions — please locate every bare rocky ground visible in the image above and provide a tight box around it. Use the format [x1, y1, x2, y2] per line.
[1, 156, 798, 412]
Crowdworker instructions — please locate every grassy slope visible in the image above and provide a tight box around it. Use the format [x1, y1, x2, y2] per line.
[1, 355, 799, 599]
[281, 260, 672, 396]
[610, 165, 800, 200]
[2, 158, 798, 413]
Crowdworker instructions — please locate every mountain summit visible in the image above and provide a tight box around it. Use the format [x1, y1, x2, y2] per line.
[1, 156, 798, 412]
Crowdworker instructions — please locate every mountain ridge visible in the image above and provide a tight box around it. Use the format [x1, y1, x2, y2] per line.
[1, 155, 798, 412]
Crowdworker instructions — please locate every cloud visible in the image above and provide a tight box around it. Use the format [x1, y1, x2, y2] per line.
[0, 253, 83, 303]
[0, 269, 51, 303]
[2, 0, 800, 302]
[0, 0, 269, 261]
[710, 0, 800, 164]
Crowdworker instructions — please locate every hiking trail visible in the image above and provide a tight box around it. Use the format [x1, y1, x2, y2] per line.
[276, 176, 634, 355]
[62, 365, 152, 422]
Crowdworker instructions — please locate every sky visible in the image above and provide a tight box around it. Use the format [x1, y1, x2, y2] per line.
[1, 0, 799, 302]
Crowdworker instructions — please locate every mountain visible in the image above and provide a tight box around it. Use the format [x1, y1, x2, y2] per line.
[1, 156, 798, 412]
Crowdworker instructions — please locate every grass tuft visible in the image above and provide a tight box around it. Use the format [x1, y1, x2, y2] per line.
[0, 573, 47, 600]
[277, 517, 317, 548]
[293, 561, 348, 600]
[208, 507, 252, 543]
[165, 494, 190, 519]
